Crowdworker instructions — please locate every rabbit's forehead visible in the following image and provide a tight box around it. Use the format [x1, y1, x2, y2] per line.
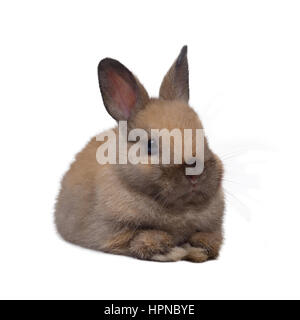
[132, 99, 203, 131]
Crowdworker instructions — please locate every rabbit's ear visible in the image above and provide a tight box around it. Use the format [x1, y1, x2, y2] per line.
[98, 58, 149, 121]
[159, 46, 189, 102]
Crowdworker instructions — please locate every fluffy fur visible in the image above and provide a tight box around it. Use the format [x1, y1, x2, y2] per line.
[55, 46, 225, 262]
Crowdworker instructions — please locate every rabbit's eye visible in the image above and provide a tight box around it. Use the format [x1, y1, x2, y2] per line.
[147, 139, 157, 155]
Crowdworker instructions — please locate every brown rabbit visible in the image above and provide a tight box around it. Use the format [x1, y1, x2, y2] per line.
[55, 46, 225, 262]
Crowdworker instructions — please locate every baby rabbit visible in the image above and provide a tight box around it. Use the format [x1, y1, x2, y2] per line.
[55, 46, 224, 262]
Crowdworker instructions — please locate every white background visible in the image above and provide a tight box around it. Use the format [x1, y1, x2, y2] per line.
[1, 0, 300, 300]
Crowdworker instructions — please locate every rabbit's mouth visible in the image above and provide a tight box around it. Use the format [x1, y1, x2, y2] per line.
[162, 157, 223, 208]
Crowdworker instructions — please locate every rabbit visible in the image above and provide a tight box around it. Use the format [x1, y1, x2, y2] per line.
[55, 46, 225, 262]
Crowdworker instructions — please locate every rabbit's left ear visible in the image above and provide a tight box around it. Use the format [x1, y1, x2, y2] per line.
[159, 45, 189, 102]
[98, 58, 149, 121]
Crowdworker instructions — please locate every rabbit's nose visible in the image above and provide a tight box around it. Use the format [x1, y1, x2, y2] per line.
[187, 175, 199, 185]
[184, 160, 201, 185]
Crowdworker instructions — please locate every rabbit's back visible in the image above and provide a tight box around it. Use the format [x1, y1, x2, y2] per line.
[55, 131, 112, 245]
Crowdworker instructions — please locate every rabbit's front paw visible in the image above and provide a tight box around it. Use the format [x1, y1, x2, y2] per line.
[129, 230, 175, 261]
[188, 231, 223, 259]
[182, 243, 209, 263]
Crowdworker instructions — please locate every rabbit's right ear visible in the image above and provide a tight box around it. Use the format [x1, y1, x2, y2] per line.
[98, 58, 149, 121]
[159, 46, 189, 102]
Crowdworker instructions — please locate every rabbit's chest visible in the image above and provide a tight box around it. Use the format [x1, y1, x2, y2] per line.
[152, 208, 213, 244]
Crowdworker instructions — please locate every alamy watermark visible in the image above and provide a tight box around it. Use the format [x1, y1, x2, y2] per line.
[96, 121, 204, 175]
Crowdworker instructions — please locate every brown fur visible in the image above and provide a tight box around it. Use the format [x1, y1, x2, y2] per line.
[129, 230, 174, 260]
[183, 244, 209, 263]
[55, 46, 225, 262]
[189, 231, 223, 259]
